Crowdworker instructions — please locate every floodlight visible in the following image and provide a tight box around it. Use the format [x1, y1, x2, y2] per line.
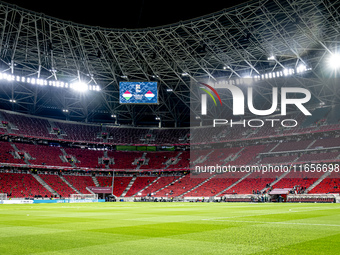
[328, 53, 340, 69]
[71, 81, 88, 92]
[296, 64, 307, 73]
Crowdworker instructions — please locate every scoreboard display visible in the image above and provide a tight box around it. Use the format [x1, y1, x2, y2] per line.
[119, 82, 158, 104]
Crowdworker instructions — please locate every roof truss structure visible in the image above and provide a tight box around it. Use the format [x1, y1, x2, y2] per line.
[0, 0, 339, 126]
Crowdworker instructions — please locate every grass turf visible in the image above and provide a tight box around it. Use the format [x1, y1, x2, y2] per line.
[0, 202, 340, 254]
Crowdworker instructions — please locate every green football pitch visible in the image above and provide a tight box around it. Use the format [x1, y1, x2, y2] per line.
[1, 202, 340, 254]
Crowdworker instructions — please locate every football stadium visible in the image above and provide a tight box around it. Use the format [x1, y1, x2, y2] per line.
[1, 0, 340, 254]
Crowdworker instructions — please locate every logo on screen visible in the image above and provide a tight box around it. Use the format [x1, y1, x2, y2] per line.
[123, 90, 132, 101]
[145, 90, 155, 100]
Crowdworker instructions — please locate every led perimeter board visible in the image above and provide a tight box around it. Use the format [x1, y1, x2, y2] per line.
[119, 82, 158, 104]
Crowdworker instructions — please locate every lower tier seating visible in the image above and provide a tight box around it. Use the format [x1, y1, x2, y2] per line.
[0, 170, 339, 198]
[0, 172, 51, 198]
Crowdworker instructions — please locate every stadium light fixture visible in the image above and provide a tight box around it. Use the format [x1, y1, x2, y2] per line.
[296, 64, 307, 73]
[0, 70, 100, 92]
[71, 81, 88, 92]
[328, 53, 340, 69]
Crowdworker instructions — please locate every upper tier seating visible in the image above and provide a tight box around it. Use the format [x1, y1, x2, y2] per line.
[0, 107, 339, 145]
[309, 136, 340, 149]
[106, 127, 149, 144]
[297, 151, 340, 163]
[139, 152, 178, 170]
[107, 151, 144, 169]
[15, 143, 70, 167]
[54, 122, 101, 142]
[63, 147, 104, 168]
[1, 111, 56, 138]
[272, 140, 314, 152]
[0, 141, 26, 164]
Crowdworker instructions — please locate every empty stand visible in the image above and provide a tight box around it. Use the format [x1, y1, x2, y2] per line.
[124, 176, 157, 196]
[138, 175, 182, 196]
[64, 175, 95, 194]
[0, 172, 52, 198]
[309, 171, 340, 194]
[96, 176, 132, 197]
[39, 174, 75, 197]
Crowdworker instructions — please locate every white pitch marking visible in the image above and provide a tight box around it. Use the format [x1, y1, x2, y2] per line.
[203, 219, 340, 227]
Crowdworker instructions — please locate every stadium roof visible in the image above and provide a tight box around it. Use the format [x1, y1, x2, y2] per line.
[5, 0, 249, 29]
[0, 0, 339, 126]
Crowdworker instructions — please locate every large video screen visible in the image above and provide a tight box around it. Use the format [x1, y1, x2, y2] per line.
[119, 82, 158, 104]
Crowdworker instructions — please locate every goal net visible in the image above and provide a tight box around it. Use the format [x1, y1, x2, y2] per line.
[69, 194, 98, 203]
[0, 193, 7, 204]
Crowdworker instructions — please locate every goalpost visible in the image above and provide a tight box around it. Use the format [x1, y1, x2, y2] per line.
[0, 193, 7, 204]
[69, 194, 98, 203]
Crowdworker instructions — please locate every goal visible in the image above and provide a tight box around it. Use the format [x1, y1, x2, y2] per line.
[69, 194, 98, 203]
[0, 193, 7, 204]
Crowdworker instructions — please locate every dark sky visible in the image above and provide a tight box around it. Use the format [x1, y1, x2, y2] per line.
[4, 0, 249, 29]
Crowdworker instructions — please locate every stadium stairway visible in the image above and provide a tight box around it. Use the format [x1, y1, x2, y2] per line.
[305, 171, 331, 193]
[164, 152, 183, 169]
[153, 175, 186, 195]
[48, 120, 64, 139]
[230, 148, 245, 162]
[268, 142, 281, 153]
[135, 152, 148, 170]
[121, 176, 137, 197]
[194, 150, 215, 164]
[9, 143, 28, 163]
[306, 140, 317, 149]
[260, 170, 291, 193]
[59, 175, 81, 194]
[31, 173, 59, 196]
[60, 148, 78, 167]
[215, 172, 252, 197]
[131, 176, 160, 196]
[10, 143, 20, 152]
[92, 176, 100, 187]
[181, 174, 217, 197]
